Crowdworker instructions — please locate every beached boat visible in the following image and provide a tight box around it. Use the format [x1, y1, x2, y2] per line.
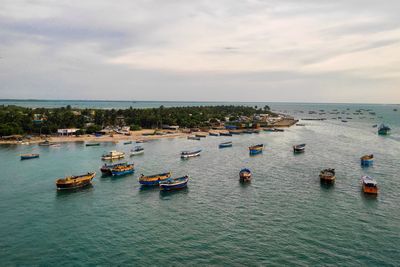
[181, 149, 201, 158]
[56, 172, 96, 190]
[293, 144, 306, 153]
[378, 124, 391, 135]
[130, 146, 144, 156]
[100, 162, 128, 175]
[38, 140, 54, 146]
[239, 168, 252, 182]
[20, 153, 39, 160]
[361, 176, 378, 194]
[123, 141, 132, 145]
[249, 144, 263, 155]
[187, 136, 201, 140]
[86, 143, 100, 146]
[209, 132, 219, 136]
[219, 132, 232, 136]
[219, 141, 232, 148]
[101, 150, 125, 160]
[139, 172, 172, 186]
[319, 168, 335, 183]
[195, 133, 207, 138]
[159, 175, 189, 191]
[111, 163, 135, 176]
[360, 154, 374, 167]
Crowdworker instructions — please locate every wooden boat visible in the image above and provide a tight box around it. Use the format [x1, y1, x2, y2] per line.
[56, 172, 96, 190]
[101, 150, 125, 160]
[378, 124, 391, 135]
[38, 140, 54, 146]
[361, 176, 378, 194]
[123, 141, 132, 145]
[20, 153, 39, 160]
[139, 172, 172, 186]
[86, 143, 100, 146]
[130, 146, 144, 156]
[100, 162, 127, 175]
[219, 141, 232, 148]
[293, 144, 306, 153]
[181, 149, 201, 158]
[111, 163, 135, 176]
[195, 133, 207, 138]
[249, 144, 263, 155]
[220, 132, 232, 136]
[239, 168, 252, 182]
[187, 136, 201, 140]
[209, 132, 219, 136]
[159, 175, 189, 191]
[319, 168, 335, 183]
[360, 154, 374, 166]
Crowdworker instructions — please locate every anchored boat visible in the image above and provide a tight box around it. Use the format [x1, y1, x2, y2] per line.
[101, 150, 125, 160]
[100, 162, 127, 175]
[219, 141, 232, 148]
[111, 163, 135, 176]
[378, 124, 391, 135]
[139, 172, 172, 186]
[123, 141, 132, 145]
[239, 168, 252, 182]
[86, 143, 100, 146]
[56, 172, 96, 190]
[130, 146, 144, 156]
[181, 149, 201, 159]
[360, 154, 374, 166]
[249, 144, 263, 155]
[39, 140, 54, 146]
[319, 168, 335, 183]
[361, 175, 378, 194]
[20, 153, 39, 160]
[209, 132, 219, 136]
[187, 136, 201, 140]
[159, 175, 189, 191]
[293, 144, 306, 153]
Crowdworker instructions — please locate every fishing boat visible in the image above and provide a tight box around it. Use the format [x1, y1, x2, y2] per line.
[123, 141, 132, 145]
[20, 153, 39, 160]
[159, 175, 189, 191]
[130, 146, 144, 156]
[319, 168, 335, 183]
[139, 172, 172, 186]
[100, 162, 127, 175]
[38, 140, 54, 146]
[219, 141, 232, 148]
[86, 143, 100, 146]
[360, 154, 374, 167]
[187, 136, 201, 140]
[101, 150, 125, 160]
[378, 124, 391, 135]
[220, 132, 232, 136]
[209, 132, 219, 136]
[249, 144, 263, 155]
[361, 176, 378, 194]
[181, 149, 201, 158]
[239, 168, 252, 182]
[56, 172, 96, 190]
[111, 163, 135, 176]
[293, 144, 306, 153]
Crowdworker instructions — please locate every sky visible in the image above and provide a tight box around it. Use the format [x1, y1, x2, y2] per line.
[0, 0, 399, 103]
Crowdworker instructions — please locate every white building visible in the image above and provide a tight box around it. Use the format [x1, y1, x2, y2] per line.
[57, 128, 80, 135]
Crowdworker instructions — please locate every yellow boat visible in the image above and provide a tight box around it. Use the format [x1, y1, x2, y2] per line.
[139, 172, 171, 186]
[56, 172, 96, 190]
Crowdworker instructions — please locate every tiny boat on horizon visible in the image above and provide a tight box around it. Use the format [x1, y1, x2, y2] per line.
[86, 143, 100, 146]
[139, 172, 172, 186]
[249, 144, 263, 155]
[361, 175, 378, 194]
[360, 154, 374, 167]
[293, 144, 306, 153]
[239, 168, 252, 182]
[111, 163, 135, 176]
[319, 168, 335, 183]
[378, 124, 391, 135]
[123, 141, 133, 145]
[130, 146, 144, 156]
[56, 172, 96, 190]
[159, 175, 189, 191]
[100, 162, 128, 175]
[219, 141, 232, 148]
[20, 153, 39, 160]
[181, 149, 201, 159]
[102, 150, 125, 160]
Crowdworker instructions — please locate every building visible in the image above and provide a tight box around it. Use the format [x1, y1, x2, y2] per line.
[57, 128, 80, 136]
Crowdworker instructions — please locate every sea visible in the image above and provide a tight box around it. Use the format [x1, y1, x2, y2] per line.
[0, 100, 399, 266]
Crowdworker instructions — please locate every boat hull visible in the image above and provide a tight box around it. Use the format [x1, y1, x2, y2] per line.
[361, 159, 373, 166]
[21, 154, 39, 160]
[56, 173, 95, 190]
[159, 176, 189, 191]
[362, 184, 378, 194]
[112, 169, 134, 176]
[219, 142, 232, 148]
[139, 173, 172, 186]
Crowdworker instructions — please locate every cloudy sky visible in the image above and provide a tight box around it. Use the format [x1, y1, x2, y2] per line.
[0, 0, 399, 103]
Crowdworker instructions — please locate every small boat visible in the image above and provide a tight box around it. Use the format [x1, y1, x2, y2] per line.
[139, 172, 172, 186]
[219, 141, 232, 148]
[319, 168, 335, 183]
[123, 141, 132, 145]
[249, 144, 263, 155]
[187, 136, 201, 140]
[86, 143, 100, 146]
[229, 130, 242, 135]
[341, 120, 348, 123]
[181, 149, 201, 158]
[38, 140, 54, 146]
[361, 176, 378, 194]
[378, 124, 391, 135]
[20, 153, 39, 160]
[111, 163, 135, 176]
[239, 168, 252, 182]
[296, 124, 306, 126]
[101, 150, 125, 160]
[100, 162, 127, 175]
[274, 128, 285, 132]
[56, 172, 96, 190]
[293, 144, 306, 153]
[130, 146, 144, 156]
[372, 124, 378, 128]
[360, 154, 374, 166]
[159, 175, 189, 191]
[209, 132, 219, 136]
[219, 132, 232, 136]
[195, 133, 207, 138]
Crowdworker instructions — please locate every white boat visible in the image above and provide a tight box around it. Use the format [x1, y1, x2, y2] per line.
[181, 149, 201, 159]
[102, 150, 125, 160]
[130, 146, 144, 156]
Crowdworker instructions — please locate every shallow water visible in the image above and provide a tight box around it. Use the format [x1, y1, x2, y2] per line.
[1, 104, 400, 266]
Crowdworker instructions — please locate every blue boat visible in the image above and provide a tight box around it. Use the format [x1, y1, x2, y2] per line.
[111, 163, 135, 176]
[100, 162, 127, 175]
[249, 144, 263, 155]
[219, 141, 232, 148]
[361, 154, 374, 167]
[159, 175, 189, 191]
[139, 172, 172, 186]
[20, 153, 39, 160]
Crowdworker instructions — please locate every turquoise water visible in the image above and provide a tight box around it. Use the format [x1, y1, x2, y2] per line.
[1, 103, 400, 265]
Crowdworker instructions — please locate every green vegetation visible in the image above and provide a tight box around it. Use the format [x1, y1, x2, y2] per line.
[0, 105, 274, 136]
